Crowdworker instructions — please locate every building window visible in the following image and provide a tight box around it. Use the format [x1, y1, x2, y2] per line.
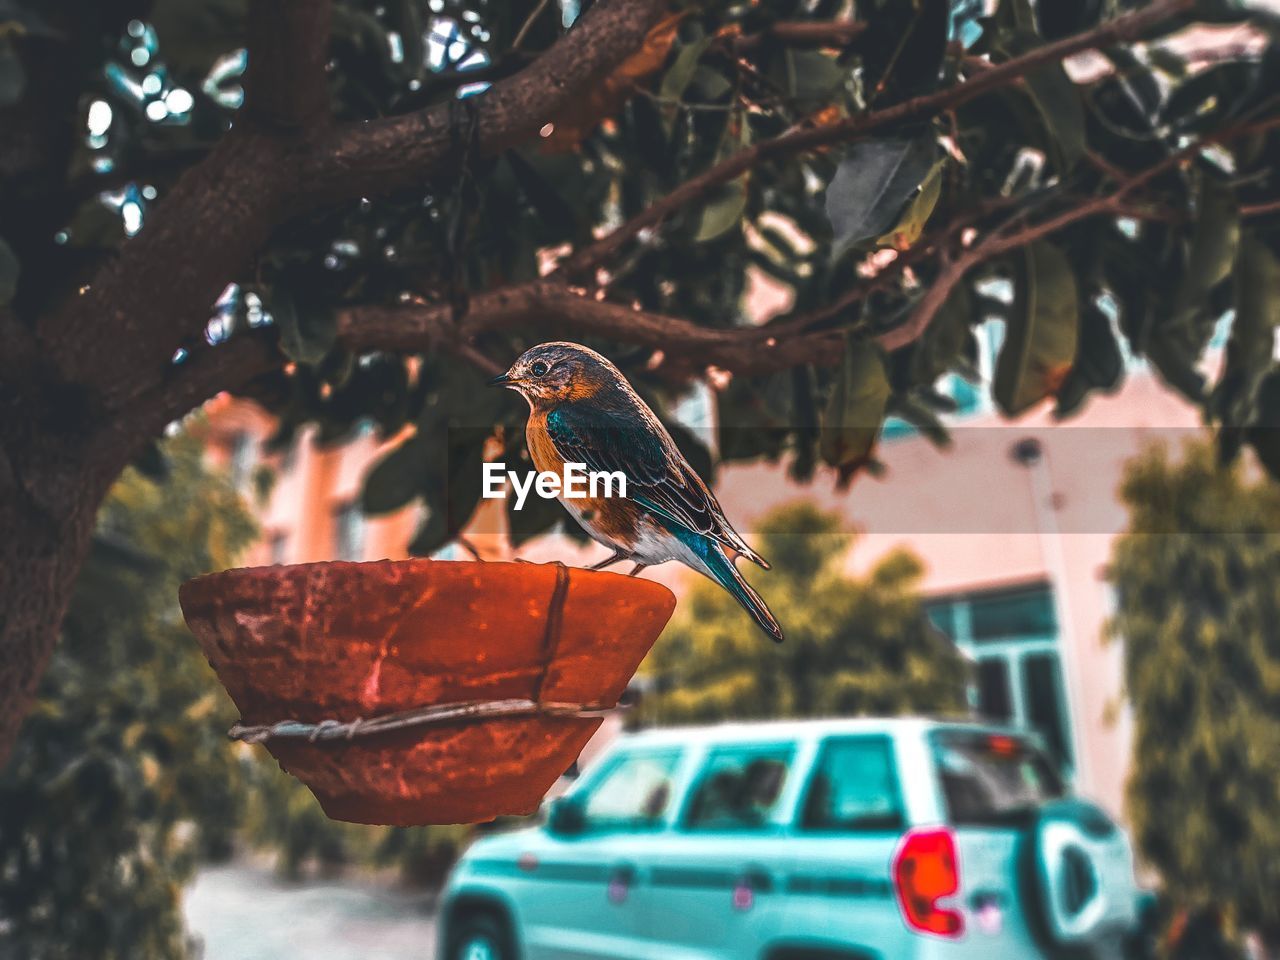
[925, 583, 1074, 771]
[229, 431, 256, 490]
[333, 502, 365, 561]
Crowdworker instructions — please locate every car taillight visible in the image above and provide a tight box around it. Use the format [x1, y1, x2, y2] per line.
[893, 827, 964, 938]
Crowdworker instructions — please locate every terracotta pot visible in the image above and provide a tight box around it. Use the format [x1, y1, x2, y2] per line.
[179, 559, 676, 826]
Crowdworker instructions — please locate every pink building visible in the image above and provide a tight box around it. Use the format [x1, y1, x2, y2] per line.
[200, 357, 1204, 824]
[714, 369, 1203, 822]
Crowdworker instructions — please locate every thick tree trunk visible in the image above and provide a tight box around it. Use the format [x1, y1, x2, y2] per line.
[0, 0, 670, 766]
[0, 422, 119, 763]
[0, 496, 97, 762]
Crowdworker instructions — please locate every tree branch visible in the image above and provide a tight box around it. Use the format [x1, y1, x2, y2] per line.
[336, 113, 1280, 382]
[886, 113, 1280, 352]
[241, 0, 334, 130]
[559, 0, 1195, 278]
[38, 0, 340, 413]
[337, 282, 842, 375]
[127, 331, 283, 442]
[41, 0, 663, 417]
[295, 0, 665, 204]
[732, 20, 868, 53]
[1242, 197, 1280, 220]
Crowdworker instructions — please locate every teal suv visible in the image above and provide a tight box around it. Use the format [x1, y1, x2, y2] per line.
[440, 718, 1146, 960]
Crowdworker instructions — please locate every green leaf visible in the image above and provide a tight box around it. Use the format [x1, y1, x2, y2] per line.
[994, 241, 1080, 416]
[1247, 368, 1280, 481]
[995, 0, 1037, 31]
[272, 286, 337, 366]
[691, 65, 732, 102]
[149, 0, 248, 79]
[1141, 178, 1236, 405]
[1036, 0, 1104, 40]
[1103, 47, 1162, 119]
[408, 509, 448, 556]
[0, 235, 18, 306]
[506, 150, 578, 234]
[506, 482, 565, 547]
[1023, 62, 1085, 172]
[629, 94, 675, 180]
[1146, 338, 1207, 403]
[911, 282, 971, 385]
[875, 159, 945, 250]
[131, 442, 171, 484]
[782, 50, 846, 104]
[858, 0, 949, 98]
[820, 337, 890, 469]
[1172, 176, 1240, 328]
[659, 36, 711, 121]
[0, 35, 25, 108]
[665, 417, 716, 487]
[1214, 236, 1280, 461]
[408, 438, 486, 555]
[65, 198, 124, 250]
[1054, 300, 1125, 419]
[825, 135, 939, 258]
[995, 30, 1085, 173]
[716, 373, 792, 462]
[694, 179, 748, 243]
[989, 6, 1086, 172]
[887, 393, 952, 449]
[361, 435, 428, 515]
[1162, 61, 1258, 133]
[1234, 239, 1280, 368]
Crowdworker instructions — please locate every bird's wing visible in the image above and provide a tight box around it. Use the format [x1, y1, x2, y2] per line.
[546, 404, 771, 568]
[544, 404, 724, 543]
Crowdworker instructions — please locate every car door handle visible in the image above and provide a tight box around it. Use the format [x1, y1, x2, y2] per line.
[607, 863, 636, 905]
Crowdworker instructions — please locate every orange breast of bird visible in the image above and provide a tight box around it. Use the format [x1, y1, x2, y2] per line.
[525, 411, 564, 476]
[525, 410, 639, 545]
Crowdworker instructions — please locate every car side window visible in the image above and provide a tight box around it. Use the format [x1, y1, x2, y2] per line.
[683, 743, 795, 831]
[579, 748, 682, 832]
[800, 736, 904, 832]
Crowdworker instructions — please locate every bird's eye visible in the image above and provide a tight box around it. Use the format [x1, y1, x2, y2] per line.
[530, 360, 550, 377]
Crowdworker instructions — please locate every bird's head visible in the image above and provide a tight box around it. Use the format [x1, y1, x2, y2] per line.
[488, 342, 621, 407]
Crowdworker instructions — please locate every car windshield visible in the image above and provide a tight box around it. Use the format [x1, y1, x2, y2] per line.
[578, 748, 683, 831]
[930, 730, 1065, 826]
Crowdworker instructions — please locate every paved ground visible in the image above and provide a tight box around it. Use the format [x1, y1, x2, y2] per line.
[183, 862, 438, 960]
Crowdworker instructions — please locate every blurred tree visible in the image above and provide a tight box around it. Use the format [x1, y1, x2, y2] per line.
[0, 431, 462, 956]
[643, 503, 968, 723]
[0, 433, 256, 960]
[238, 753, 469, 885]
[1111, 441, 1280, 956]
[3, 0, 1280, 763]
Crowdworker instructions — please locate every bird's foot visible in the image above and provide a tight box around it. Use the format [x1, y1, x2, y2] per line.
[587, 549, 628, 572]
[628, 562, 648, 577]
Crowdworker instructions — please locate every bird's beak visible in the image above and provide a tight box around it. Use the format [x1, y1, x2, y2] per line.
[487, 371, 517, 388]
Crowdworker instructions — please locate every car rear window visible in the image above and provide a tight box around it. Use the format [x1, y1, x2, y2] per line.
[800, 736, 904, 832]
[683, 743, 795, 831]
[930, 730, 1065, 826]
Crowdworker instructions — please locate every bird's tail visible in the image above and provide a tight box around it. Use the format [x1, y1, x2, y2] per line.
[699, 542, 785, 644]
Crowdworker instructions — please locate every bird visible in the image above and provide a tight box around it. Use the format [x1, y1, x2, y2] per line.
[489, 341, 784, 643]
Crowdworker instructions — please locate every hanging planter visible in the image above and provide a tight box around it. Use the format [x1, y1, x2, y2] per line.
[179, 559, 676, 826]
